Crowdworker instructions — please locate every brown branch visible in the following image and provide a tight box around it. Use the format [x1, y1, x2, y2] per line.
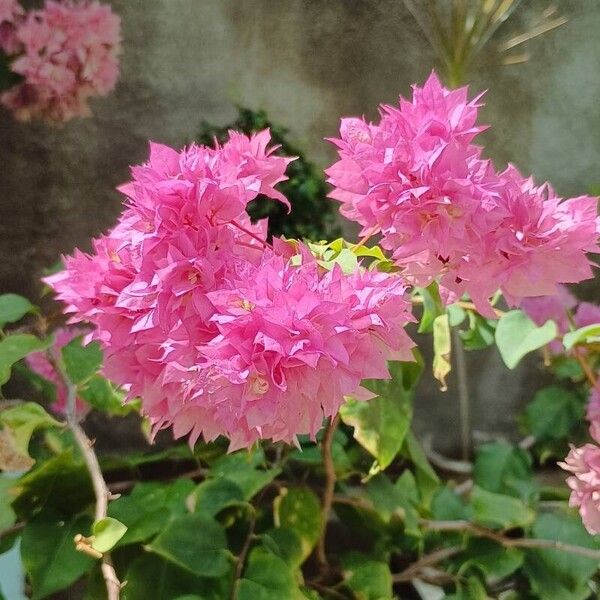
[51, 352, 121, 600]
[392, 546, 462, 582]
[575, 348, 599, 390]
[422, 519, 600, 560]
[0, 522, 25, 540]
[316, 414, 340, 570]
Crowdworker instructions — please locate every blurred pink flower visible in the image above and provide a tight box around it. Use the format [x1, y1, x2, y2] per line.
[25, 327, 88, 415]
[1, 0, 120, 123]
[575, 302, 600, 329]
[0, 0, 23, 54]
[326, 73, 600, 316]
[559, 443, 600, 535]
[46, 131, 415, 449]
[587, 387, 600, 444]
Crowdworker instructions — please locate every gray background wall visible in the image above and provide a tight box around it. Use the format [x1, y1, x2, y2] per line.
[1, 0, 598, 454]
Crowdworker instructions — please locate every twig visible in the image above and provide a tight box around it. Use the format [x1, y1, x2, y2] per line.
[392, 546, 462, 582]
[575, 348, 599, 390]
[230, 508, 256, 600]
[422, 519, 600, 560]
[51, 352, 121, 600]
[316, 414, 340, 570]
[354, 225, 381, 249]
[228, 219, 272, 249]
[423, 434, 473, 474]
[0, 522, 25, 540]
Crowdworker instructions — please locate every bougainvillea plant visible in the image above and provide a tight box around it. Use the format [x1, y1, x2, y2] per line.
[1, 74, 600, 600]
[0, 0, 120, 123]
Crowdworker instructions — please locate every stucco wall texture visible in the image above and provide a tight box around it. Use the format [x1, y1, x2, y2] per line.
[1, 0, 599, 453]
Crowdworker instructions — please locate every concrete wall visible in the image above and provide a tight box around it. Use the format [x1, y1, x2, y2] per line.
[1, 0, 599, 453]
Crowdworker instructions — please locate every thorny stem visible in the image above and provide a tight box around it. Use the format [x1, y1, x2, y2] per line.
[316, 414, 340, 570]
[51, 352, 121, 600]
[422, 519, 600, 561]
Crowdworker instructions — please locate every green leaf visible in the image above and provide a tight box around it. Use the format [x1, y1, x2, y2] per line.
[261, 527, 304, 569]
[473, 442, 537, 503]
[470, 486, 534, 529]
[523, 512, 600, 600]
[495, 310, 557, 369]
[61, 338, 102, 385]
[342, 553, 393, 600]
[0, 402, 61, 460]
[0, 294, 34, 328]
[191, 477, 246, 517]
[209, 449, 280, 500]
[91, 517, 127, 553]
[274, 487, 322, 561]
[459, 538, 523, 581]
[447, 576, 491, 600]
[108, 479, 194, 546]
[563, 323, 600, 350]
[401, 430, 440, 505]
[237, 546, 304, 600]
[433, 313, 451, 390]
[340, 360, 421, 470]
[415, 283, 444, 334]
[0, 334, 50, 385]
[459, 312, 496, 351]
[0, 474, 16, 531]
[79, 375, 127, 415]
[21, 511, 93, 600]
[122, 553, 229, 600]
[431, 486, 470, 521]
[521, 386, 584, 442]
[148, 513, 230, 578]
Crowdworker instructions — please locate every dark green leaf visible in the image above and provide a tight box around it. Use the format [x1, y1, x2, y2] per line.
[261, 527, 304, 569]
[0, 475, 16, 531]
[79, 376, 127, 415]
[21, 511, 93, 600]
[61, 338, 102, 385]
[523, 512, 600, 600]
[460, 312, 496, 351]
[459, 538, 523, 581]
[148, 513, 230, 578]
[495, 311, 556, 369]
[416, 283, 444, 334]
[521, 386, 584, 442]
[0, 294, 34, 328]
[0, 334, 50, 385]
[401, 430, 440, 505]
[192, 477, 246, 517]
[473, 442, 537, 503]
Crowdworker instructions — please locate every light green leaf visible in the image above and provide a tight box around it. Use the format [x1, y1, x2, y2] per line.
[521, 386, 584, 442]
[61, 338, 102, 385]
[148, 513, 230, 578]
[470, 486, 534, 529]
[342, 553, 393, 600]
[0, 334, 50, 385]
[91, 517, 127, 553]
[563, 323, 600, 350]
[523, 512, 600, 600]
[433, 313, 451, 390]
[0, 474, 16, 531]
[415, 282, 444, 334]
[0, 294, 34, 328]
[79, 376, 127, 415]
[340, 360, 421, 470]
[0, 402, 61, 456]
[21, 511, 93, 600]
[274, 487, 322, 561]
[495, 310, 557, 369]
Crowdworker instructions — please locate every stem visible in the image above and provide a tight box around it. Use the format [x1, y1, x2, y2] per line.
[575, 348, 599, 390]
[228, 219, 272, 249]
[453, 328, 471, 460]
[422, 519, 600, 560]
[392, 546, 462, 582]
[316, 414, 340, 570]
[230, 508, 256, 600]
[51, 352, 121, 600]
[354, 225, 380, 249]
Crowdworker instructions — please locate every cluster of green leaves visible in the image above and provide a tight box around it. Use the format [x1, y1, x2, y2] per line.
[197, 107, 341, 241]
[2, 279, 600, 600]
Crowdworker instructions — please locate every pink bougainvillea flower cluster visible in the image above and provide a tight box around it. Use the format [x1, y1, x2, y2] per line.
[46, 130, 414, 449]
[26, 327, 89, 416]
[326, 73, 600, 316]
[0, 0, 120, 123]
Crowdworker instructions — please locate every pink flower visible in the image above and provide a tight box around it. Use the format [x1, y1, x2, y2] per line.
[1, 0, 120, 123]
[575, 302, 600, 329]
[46, 131, 414, 449]
[326, 73, 600, 316]
[559, 443, 600, 535]
[0, 0, 23, 54]
[25, 327, 88, 415]
[587, 387, 600, 444]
